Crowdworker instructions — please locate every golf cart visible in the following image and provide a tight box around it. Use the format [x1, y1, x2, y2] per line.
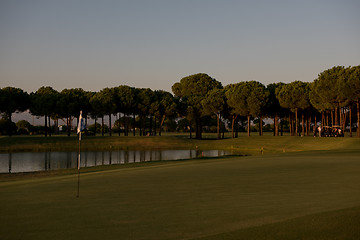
[321, 126, 344, 137]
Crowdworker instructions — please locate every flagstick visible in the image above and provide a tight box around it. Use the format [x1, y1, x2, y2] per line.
[77, 131, 81, 198]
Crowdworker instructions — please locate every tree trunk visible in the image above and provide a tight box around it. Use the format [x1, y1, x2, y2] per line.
[342, 107, 347, 134]
[231, 115, 238, 138]
[55, 119, 59, 135]
[295, 108, 298, 136]
[273, 116, 276, 136]
[101, 116, 104, 136]
[275, 114, 279, 136]
[235, 118, 239, 138]
[44, 115, 48, 137]
[67, 117, 71, 137]
[301, 113, 305, 136]
[126, 114, 129, 136]
[231, 116, 235, 138]
[154, 116, 156, 136]
[259, 116, 263, 136]
[222, 116, 225, 139]
[48, 116, 52, 137]
[349, 105, 352, 137]
[307, 114, 310, 136]
[149, 116, 153, 136]
[339, 104, 342, 127]
[357, 100, 360, 137]
[327, 111, 329, 126]
[305, 114, 308, 136]
[123, 113, 127, 136]
[335, 106, 338, 125]
[289, 114, 292, 136]
[194, 116, 202, 139]
[217, 112, 220, 140]
[7, 112, 12, 122]
[109, 114, 112, 136]
[247, 115, 251, 137]
[133, 113, 136, 136]
[159, 115, 165, 136]
[117, 113, 120, 136]
[139, 116, 141, 136]
[94, 117, 97, 136]
[84, 115, 88, 136]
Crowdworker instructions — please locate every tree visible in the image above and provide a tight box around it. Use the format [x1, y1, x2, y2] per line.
[343, 66, 360, 137]
[137, 88, 155, 136]
[116, 86, 138, 136]
[0, 87, 29, 122]
[310, 81, 333, 129]
[89, 91, 106, 136]
[152, 90, 177, 136]
[97, 88, 117, 136]
[30, 86, 58, 137]
[226, 82, 248, 136]
[172, 73, 222, 139]
[226, 81, 268, 136]
[58, 88, 88, 136]
[266, 83, 286, 136]
[312, 66, 347, 127]
[0, 118, 17, 136]
[247, 81, 269, 136]
[276, 81, 310, 136]
[201, 88, 225, 139]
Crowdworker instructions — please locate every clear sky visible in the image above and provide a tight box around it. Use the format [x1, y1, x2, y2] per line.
[1, 0, 359, 94]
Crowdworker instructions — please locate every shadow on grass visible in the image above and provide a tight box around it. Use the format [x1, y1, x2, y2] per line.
[193, 206, 360, 240]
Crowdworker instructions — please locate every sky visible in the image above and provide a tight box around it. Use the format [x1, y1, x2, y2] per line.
[1, 0, 360, 94]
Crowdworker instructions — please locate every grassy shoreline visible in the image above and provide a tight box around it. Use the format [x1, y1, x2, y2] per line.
[1, 132, 359, 154]
[1, 133, 359, 181]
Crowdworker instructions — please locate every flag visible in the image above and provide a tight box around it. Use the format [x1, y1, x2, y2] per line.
[77, 110, 85, 134]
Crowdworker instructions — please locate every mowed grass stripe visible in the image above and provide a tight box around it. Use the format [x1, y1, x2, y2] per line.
[1, 149, 360, 240]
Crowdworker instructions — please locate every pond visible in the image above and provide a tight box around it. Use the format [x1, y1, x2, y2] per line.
[0, 149, 232, 173]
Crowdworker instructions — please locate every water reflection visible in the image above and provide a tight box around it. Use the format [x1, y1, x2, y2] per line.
[0, 150, 231, 173]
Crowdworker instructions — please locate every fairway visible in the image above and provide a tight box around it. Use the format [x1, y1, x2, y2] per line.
[1, 142, 360, 240]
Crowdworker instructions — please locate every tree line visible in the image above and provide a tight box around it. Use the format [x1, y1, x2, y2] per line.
[0, 65, 359, 139]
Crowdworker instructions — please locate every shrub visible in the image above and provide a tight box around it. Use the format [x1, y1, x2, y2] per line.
[0, 118, 17, 136]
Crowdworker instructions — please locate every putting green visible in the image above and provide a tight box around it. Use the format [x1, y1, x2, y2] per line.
[1, 149, 360, 240]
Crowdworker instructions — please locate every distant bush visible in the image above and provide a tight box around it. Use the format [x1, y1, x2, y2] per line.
[0, 119, 17, 136]
[28, 125, 45, 135]
[88, 123, 108, 134]
[16, 120, 31, 135]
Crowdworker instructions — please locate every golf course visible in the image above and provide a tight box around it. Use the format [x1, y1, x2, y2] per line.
[1, 134, 360, 240]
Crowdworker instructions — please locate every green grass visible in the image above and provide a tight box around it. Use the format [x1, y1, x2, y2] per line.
[1, 132, 359, 155]
[1, 137, 360, 239]
[0, 134, 195, 152]
[194, 206, 360, 240]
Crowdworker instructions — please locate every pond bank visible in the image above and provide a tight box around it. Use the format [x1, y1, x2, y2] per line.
[1, 134, 359, 155]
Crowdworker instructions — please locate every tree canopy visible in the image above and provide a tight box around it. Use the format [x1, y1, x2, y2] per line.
[1, 65, 360, 138]
[226, 81, 268, 136]
[0, 87, 29, 121]
[172, 73, 222, 139]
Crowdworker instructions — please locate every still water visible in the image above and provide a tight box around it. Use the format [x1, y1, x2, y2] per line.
[0, 149, 231, 173]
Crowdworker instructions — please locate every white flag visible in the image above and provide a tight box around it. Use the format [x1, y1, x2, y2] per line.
[77, 111, 85, 134]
